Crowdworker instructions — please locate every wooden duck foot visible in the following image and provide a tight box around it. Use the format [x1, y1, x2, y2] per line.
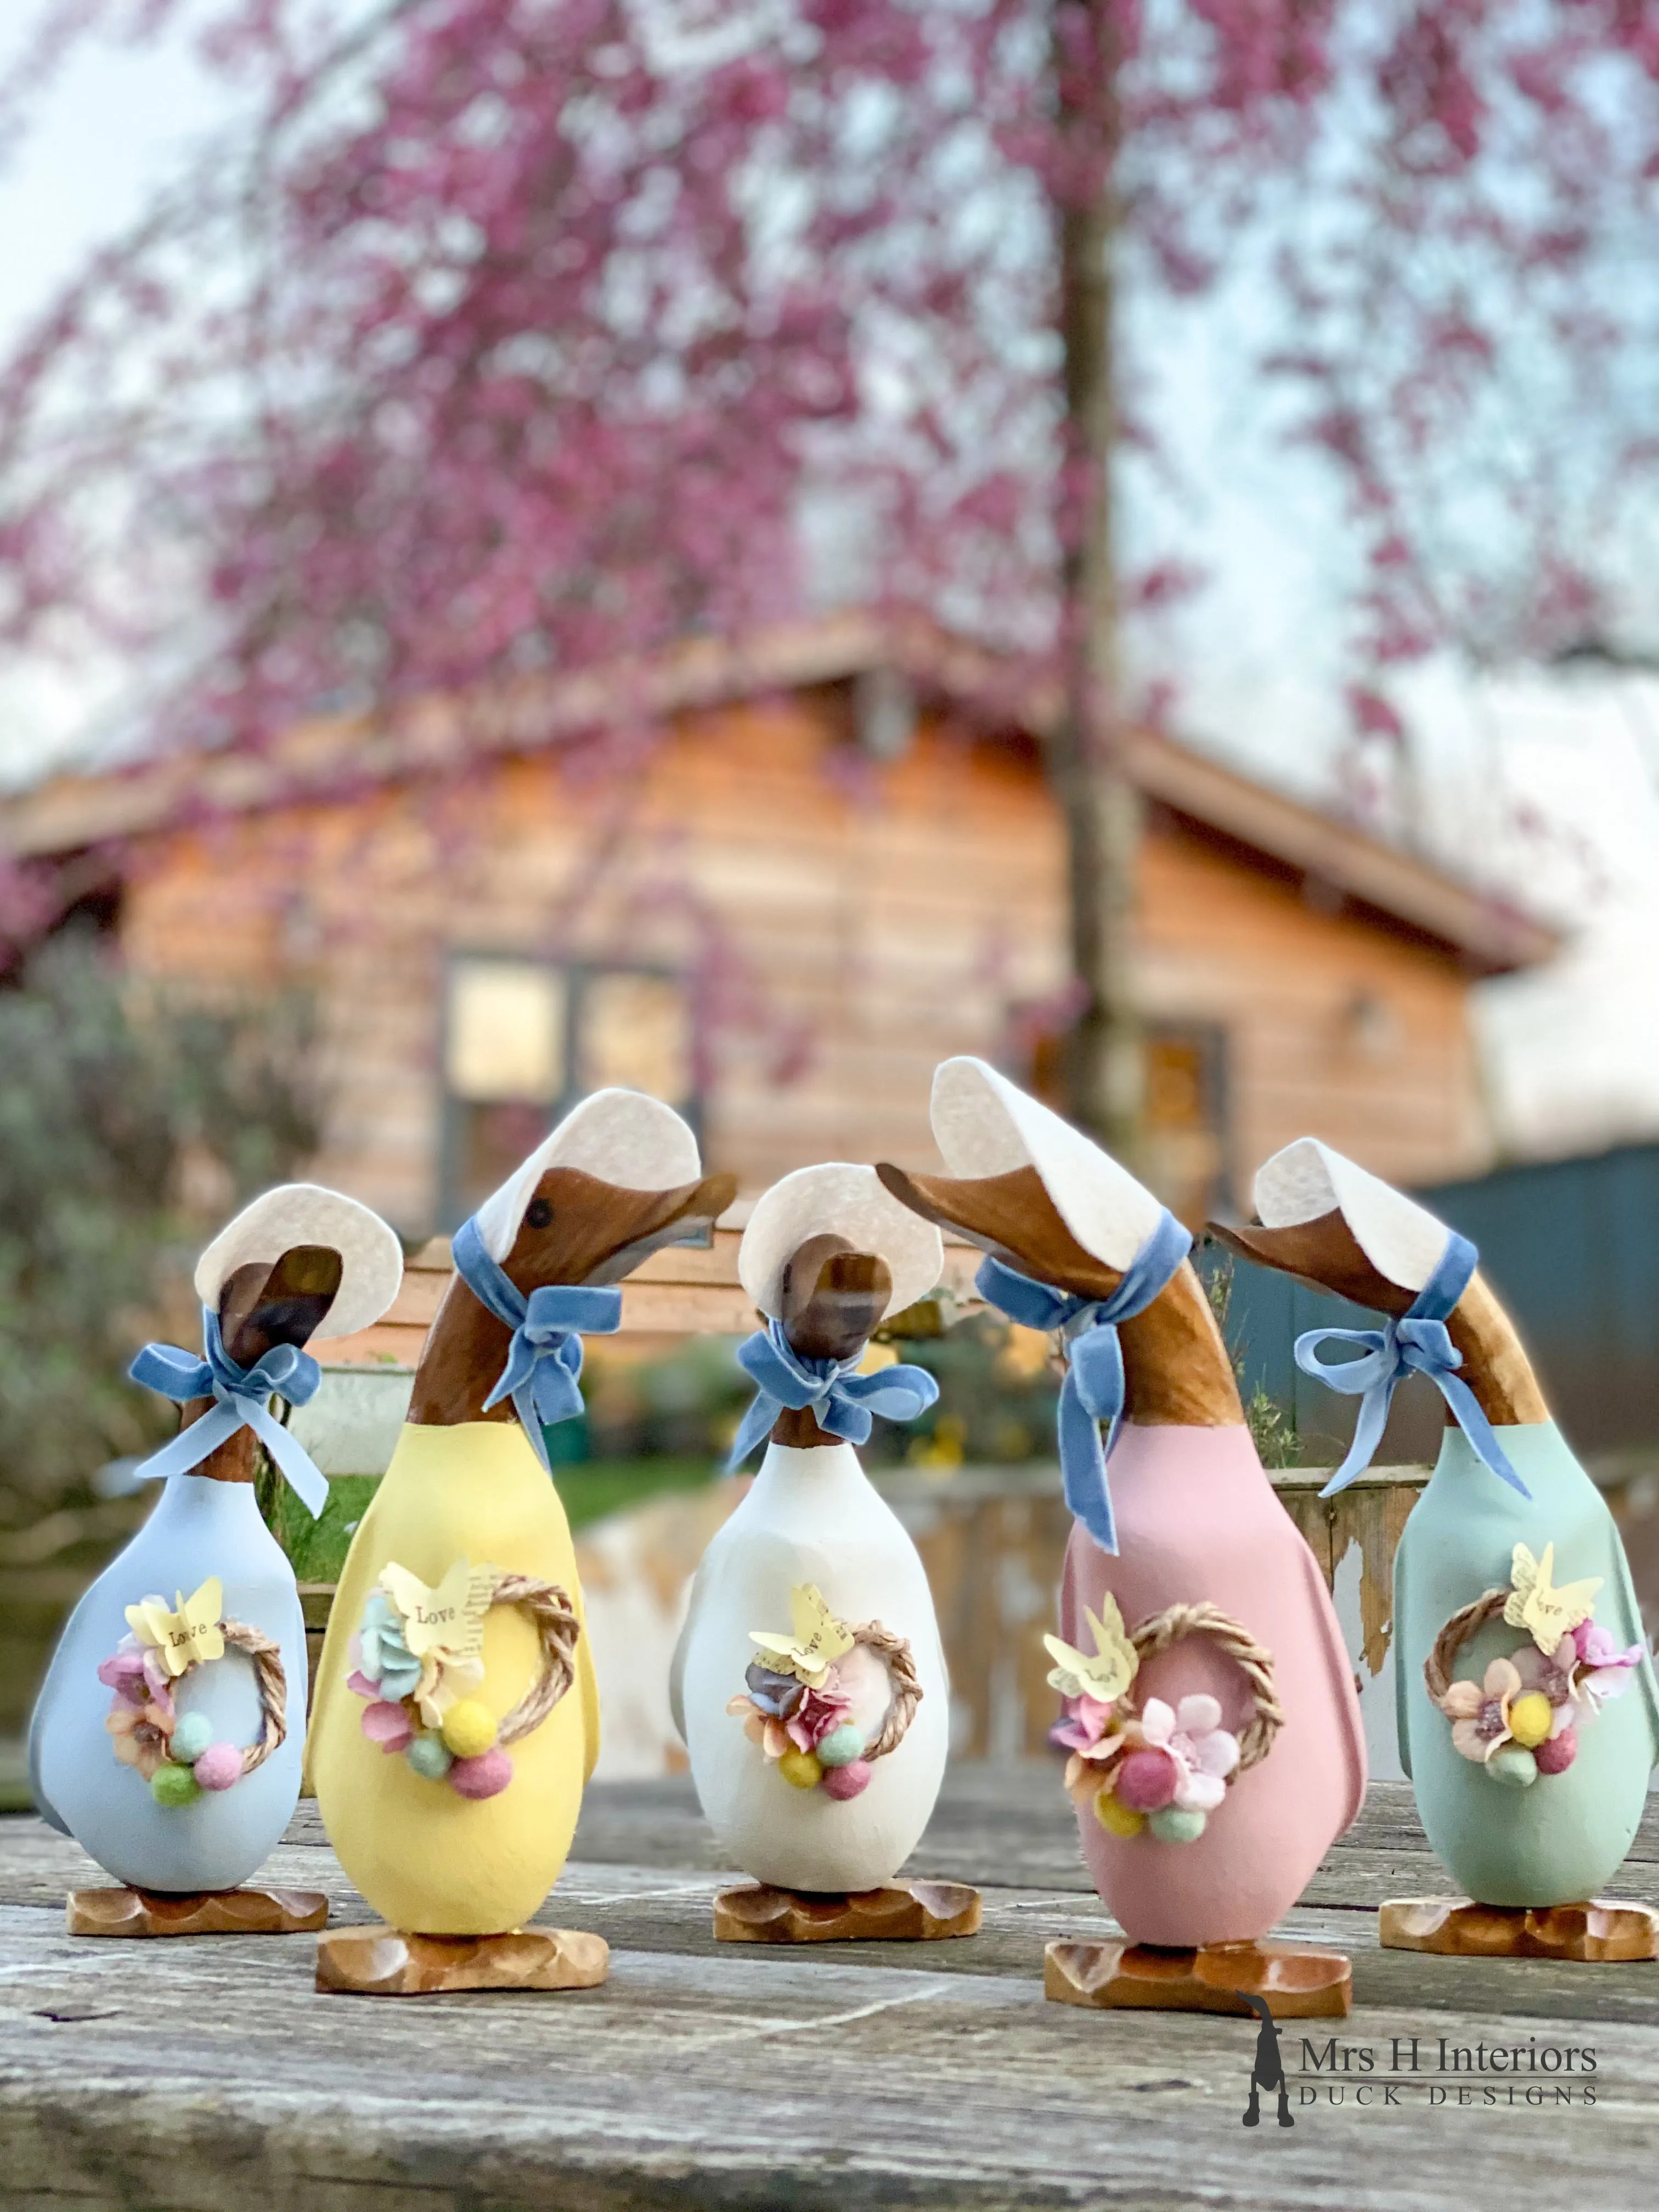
[713, 1880, 983, 1944]
[1380, 1898, 1659, 1962]
[1045, 1938, 1352, 2018]
[66, 1887, 329, 1938]
[315, 1924, 610, 1995]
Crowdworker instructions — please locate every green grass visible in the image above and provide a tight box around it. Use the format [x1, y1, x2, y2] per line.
[266, 1459, 720, 1585]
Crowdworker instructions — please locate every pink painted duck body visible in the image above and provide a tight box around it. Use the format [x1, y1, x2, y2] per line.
[1062, 1421, 1365, 1945]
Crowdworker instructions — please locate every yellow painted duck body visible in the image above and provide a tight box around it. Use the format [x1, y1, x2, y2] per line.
[304, 1088, 732, 1939]
[308, 1420, 598, 1933]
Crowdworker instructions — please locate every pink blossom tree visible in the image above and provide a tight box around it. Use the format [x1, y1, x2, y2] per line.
[3, 1, 1658, 1142]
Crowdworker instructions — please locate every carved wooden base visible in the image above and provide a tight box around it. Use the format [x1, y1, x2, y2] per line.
[713, 1880, 983, 1944]
[315, 1924, 610, 1995]
[1044, 1938, 1352, 2018]
[66, 1887, 329, 1938]
[1379, 1897, 1659, 1962]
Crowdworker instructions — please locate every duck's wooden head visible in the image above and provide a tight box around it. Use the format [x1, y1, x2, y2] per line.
[875, 1161, 1241, 1428]
[1208, 1206, 1547, 1428]
[768, 1233, 894, 1449]
[185, 1243, 347, 1481]
[410, 1165, 736, 1427]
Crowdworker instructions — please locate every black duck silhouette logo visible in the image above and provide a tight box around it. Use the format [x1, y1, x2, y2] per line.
[1239, 1993, 1294, 2128]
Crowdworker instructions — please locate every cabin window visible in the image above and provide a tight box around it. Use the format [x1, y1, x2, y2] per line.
[1014, 1014, 1231, 1227]
[441, 956, 697, 1224]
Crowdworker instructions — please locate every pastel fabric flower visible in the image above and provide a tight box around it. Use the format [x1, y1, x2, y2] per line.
[786, 1683, 854, 1754]
[359, 1591, 422, 1701]
[1053, 1694, 1118, 1758]
[727, 1694, 792, 1760]
[745, 1663, 806, 1720]
[1132, 1694, 1240, 1813]
[1441, 1656, 1523, 1763]
[106, 1702, 168, 1780]
[1510, 1643, 1576, 1705]
[1570, 1621, 1645, 1715]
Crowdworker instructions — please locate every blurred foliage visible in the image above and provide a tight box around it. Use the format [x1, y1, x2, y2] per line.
[269, 1462, 720, 1585]
[0, 929, 323, 1534]
[575, 1309, 1062, 1475]
[1200, 1241, 1302, 1470]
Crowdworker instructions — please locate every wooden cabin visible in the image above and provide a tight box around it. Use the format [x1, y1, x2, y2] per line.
[0, 613, 1551, 1234]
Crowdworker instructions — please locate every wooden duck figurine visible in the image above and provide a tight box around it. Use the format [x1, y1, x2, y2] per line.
[878, 1059, 1366, 2015]
[309, 1089, 733, 1993]
[672, 1164, 979, 1943]
[31, 1184, 403, 1934]
[1220, 1138, 1659, 1959]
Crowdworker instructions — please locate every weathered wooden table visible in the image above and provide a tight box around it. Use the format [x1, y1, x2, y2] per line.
[2, 1770, 1656, 2209]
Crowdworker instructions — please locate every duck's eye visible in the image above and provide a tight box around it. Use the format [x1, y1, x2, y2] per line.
[525, 1197, 554, 1229]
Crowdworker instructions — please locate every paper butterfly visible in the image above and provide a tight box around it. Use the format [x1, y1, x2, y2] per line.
[125, 1577, 225, 1678]
[1504, 1542, 1602, 1658]
[750, 1584, 855, 1688]
[1043, 1594, 1138, 1705]
[380, 1558, 496, 1668]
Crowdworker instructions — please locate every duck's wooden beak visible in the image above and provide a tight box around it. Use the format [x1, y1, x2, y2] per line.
[780, 1234, 893, 1363]
[505, 1166, 738, 1290]
[877, 1162, 1242, 1429]
[217, 1244, 346, 1363]
[1207, 1209, 1548, 1427]
[1208, 1212, 1410, 1316]
[875, 1162, 1121, 1300]
[183, 1243, 347, 1476]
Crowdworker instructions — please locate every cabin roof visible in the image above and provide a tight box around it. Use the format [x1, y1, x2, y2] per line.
[0, 610, 1553, 974]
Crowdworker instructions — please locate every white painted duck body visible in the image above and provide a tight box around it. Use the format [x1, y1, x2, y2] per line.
[678, 1440, 951, 1891]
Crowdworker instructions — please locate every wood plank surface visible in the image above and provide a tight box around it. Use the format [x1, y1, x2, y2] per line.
[3, 1771, 1656, 2209]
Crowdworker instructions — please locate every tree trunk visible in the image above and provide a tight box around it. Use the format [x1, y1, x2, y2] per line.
[1049, 0, 1143, 1160]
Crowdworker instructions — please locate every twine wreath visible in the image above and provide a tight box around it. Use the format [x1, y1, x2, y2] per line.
[1053, 1598, 1282, 1844]
[1418, 1578, 1646, 1787]
[1423, 1589, 1510, 1707]
[729, 1591, 923, 1804]
[99, 1613, 287, 1807]
[845, 1620, 921, 1762]
[351, 1568, 581, 1800]
[487, 1574, 581, 1747]
[1119, 1601, 1284, 1776]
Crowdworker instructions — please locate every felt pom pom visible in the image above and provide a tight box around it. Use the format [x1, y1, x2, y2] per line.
[406, 1734, 454, 1781]
[777, 1749, 823, 1790]
[821, 1758, 871, 1800]
[1113, 1748, 1180, 1813]
[1507, 1692, 1553, 1750]
[1148, 1805, 1206, 1844]
[191, 1741, 243, 1792]
[1488, 1746, 1538, 1788]
[439, 1700, 498, 1759]
[170, 1712, 214, 1765]
[1094, 1788, 1146, 1837]
[361, 1700, 415, 1753]
[816, 1723, 865, 1769]
[1535, 1728, 1577, 1775]
[151, 1762, 201, 1808]
[449, 1747, 514, 1799]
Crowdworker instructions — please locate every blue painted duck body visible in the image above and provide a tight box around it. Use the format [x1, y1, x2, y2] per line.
[30, 1474, 307, 1891]
[26, 1181, 404, 1899]
[1397, 1421, 1659, 1906]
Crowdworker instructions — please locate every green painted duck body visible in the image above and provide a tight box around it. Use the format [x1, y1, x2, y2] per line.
[1396, 1421, 1659, 1907]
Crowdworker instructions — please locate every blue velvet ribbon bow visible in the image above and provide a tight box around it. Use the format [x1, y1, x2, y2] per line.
[123, 1308, 330, 1518]
[727, 1318, 941, 1471]
[450, 1214, 622, 1472]
[974, 1207, 1193, 1557]
[1294, 1229, 1529, 1500]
